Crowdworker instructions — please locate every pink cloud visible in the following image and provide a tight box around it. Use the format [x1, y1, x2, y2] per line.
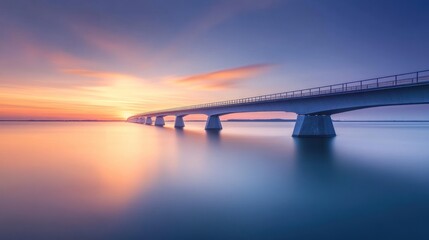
[62, 68, 143, 83]
[68, 23, 146, 67]
[172, 63, 274, 90]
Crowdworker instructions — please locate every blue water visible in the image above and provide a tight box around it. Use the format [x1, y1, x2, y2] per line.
[0, 121, 429, 239]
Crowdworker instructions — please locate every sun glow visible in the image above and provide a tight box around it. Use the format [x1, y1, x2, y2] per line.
[122, 112, 133, 120]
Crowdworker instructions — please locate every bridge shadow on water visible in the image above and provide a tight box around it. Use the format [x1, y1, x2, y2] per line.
[168, 124, 339, 185]
[205, 130, 221, 145]
[166, 124, 336, 165]
[293, 137, 336, 178]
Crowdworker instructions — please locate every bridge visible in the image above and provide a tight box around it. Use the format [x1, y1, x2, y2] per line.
[128, 69, 429, 137]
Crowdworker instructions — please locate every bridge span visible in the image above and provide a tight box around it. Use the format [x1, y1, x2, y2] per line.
[128, 69, 429, 137]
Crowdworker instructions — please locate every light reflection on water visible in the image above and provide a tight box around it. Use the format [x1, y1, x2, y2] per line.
[0, 121, 429, 239]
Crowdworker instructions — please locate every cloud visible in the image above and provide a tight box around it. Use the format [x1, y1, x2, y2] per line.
[62, 68, 143, 83]
[172, 63, 274, 90]
[68, 22, 147, 68]
[0, 26, 94, 86]
[150, 0, 279, 67]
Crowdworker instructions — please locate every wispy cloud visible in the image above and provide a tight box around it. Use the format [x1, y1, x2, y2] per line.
[62, 68, 143, 83]
[172, 64, 274, 90]
[68, 22, 147, 68]
[150, 0, 279, 67]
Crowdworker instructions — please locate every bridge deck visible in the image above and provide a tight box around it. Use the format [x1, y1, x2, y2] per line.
[131, 69, 429, 118]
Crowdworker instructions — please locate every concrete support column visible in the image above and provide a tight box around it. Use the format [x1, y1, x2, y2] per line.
[205, 115, 222, 130]
[174, 116, 185, 128]
[145, 117, 152, 125]
[154, 116, 165, 126]
[292, 115, 336, 137]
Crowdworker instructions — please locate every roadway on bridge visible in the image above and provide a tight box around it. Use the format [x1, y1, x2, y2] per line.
[128, 69, 429, 137]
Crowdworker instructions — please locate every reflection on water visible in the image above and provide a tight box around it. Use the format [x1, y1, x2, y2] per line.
[0, 121, 429, 239]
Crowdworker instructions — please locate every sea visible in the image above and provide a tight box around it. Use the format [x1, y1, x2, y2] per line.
[1, 121, 429, 240]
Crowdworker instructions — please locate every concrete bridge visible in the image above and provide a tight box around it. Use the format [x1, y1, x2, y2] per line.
[128, 69, 429, 137]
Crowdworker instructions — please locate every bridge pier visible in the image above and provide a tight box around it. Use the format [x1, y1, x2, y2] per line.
[155, 116, 165, 126]
[145, 117, 153, 125]
[174, 116, 185, 128]
[205, 115, 222, 130]
[293, 115, 336, 138]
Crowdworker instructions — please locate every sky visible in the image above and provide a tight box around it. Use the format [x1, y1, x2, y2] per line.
[1, 0, 429, 120]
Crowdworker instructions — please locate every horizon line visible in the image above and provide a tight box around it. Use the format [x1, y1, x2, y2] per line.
[2, 119, 429, 122]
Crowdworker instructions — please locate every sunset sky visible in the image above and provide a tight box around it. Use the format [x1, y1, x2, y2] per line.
[1, 0, 429, 120]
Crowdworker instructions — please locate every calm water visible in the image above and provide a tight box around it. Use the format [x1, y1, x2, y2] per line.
[1, 121, 429, 240]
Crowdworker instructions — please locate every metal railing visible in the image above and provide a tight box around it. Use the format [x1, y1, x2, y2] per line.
[134, 69, 429, 117]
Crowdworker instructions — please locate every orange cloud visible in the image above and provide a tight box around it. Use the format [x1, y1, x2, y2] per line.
[0, 69, 195, 120]
[172, 64, 274, 90]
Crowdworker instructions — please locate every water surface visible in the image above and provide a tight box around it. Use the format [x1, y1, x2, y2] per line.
[1, 121, 429, 239]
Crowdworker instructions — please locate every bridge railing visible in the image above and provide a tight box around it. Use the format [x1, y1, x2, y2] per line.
[135, 69, 429, 117]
